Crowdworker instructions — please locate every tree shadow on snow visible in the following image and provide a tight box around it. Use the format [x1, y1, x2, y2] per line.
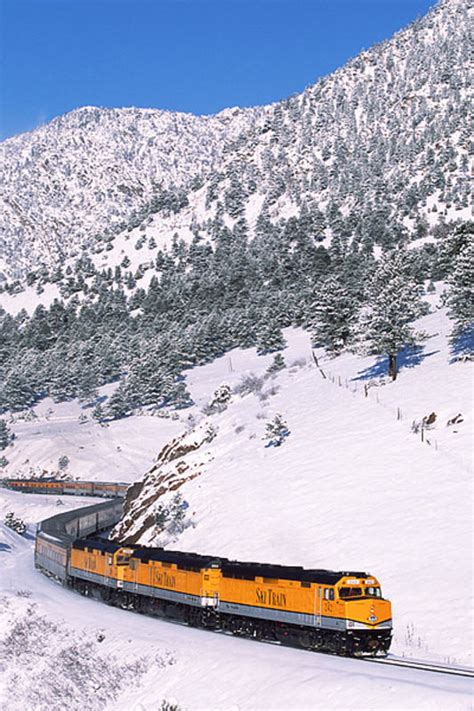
[450, 327, 474, 362]
[352, 346, 439, 381]
[0, 542, 12, 551]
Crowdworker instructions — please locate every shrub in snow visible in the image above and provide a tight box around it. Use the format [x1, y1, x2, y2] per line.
[0, 455, 8, 468]
[154, 493, 189, 536]
[160, 701, 182, 711]
[0, 602, 160, 711]
[205, 423, 218, 442]
[259, 384, 280, 402]
[233, 373, 264, 397]
[203, 384, 232, 414]
[290, 357, 307, 368]
[4, 512, 26, 535]
[58, 455, 70, 471]
[267, 353, 286, 374]
[264, 414, 290, 447]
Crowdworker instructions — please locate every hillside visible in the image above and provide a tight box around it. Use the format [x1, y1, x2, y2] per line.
[1, 286, 472, 672]
[0, 0, 471, 283]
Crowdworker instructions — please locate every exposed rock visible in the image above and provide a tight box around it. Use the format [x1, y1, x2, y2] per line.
[111, 423, 214, 543]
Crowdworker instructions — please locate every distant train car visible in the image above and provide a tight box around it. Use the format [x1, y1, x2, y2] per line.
[2, 478, 129, 499]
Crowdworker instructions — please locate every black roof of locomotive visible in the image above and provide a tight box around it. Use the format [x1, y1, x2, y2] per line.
[73, 539, 369, 584]
[219, 560, 368, 585]
[133, 546, 219, 570]
[73, 537, 122, 554]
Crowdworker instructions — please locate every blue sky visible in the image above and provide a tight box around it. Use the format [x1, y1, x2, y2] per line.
[0, 0, 436, 140]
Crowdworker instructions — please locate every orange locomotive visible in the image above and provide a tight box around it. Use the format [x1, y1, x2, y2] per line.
[6, 477, 392, 657]
[69, 539, 392, 656]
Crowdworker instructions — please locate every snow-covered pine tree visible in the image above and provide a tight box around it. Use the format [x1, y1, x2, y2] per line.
[267, 353, 286, 374]
[356, 250, 429, 380]
[264, 414, 290, 447]
[76, 368, 99, 404]
[0, 371, 38, 412]
[107, 382, 131, 419]
[92, 403, 106, 423]
[310, 273, 359, 354]
[256, 319, 286, 355]
[436, 222, 473, 278]
[0, 419, 14, 449]
[446, 239, 474, 356]
[163, 377, 193, 409]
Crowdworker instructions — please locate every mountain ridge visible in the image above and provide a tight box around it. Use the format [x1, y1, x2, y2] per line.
[0, 0, 471, 281]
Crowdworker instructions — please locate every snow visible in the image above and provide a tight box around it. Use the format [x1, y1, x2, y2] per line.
[0, 505, 472, 711]
[0, 284, 472, 709]
[3, 395, 183, 483]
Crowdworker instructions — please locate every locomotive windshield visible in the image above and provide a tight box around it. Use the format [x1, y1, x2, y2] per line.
[339, 587, 363, 599]
[338, 586, 382, 599]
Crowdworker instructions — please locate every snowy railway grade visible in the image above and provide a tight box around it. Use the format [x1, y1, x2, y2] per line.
[6, 478, 393, 658]
[4, 477, 473, 683]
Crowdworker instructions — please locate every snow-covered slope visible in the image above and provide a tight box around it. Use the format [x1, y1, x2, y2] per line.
[1, 0, 471, 282]
[1, 286, 472, 672]
[1, 510, 471, 711]
[0, 286, 472, 709]
[109, 286, 472, 668]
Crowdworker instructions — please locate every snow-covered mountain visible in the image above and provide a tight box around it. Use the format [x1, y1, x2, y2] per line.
[1, 0, 471, 281]
[1, 286, 472, 691]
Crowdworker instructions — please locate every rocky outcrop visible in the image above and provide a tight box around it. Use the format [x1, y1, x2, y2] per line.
[110, 424, 215, 544]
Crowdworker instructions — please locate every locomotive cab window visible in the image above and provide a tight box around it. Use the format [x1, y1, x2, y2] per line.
[339, 587, 363, 599]
[365, 586, 382, 598]
[324, 588, 334, 600]
[116, 554, 131, 566]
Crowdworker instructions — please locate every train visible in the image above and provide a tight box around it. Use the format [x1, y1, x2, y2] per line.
[3, 478, 393, 657]
[2, 477, 129, 498]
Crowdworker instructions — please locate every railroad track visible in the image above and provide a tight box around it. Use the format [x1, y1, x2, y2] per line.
[363, 655, 474, 678]
[4, 478, 474, 679]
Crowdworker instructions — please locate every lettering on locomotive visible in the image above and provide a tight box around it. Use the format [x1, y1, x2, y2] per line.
[256, 587, 287, 608]
[153, 570, 176, 588]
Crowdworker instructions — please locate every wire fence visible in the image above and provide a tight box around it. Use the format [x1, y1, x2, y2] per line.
[311, 350, 472, 474]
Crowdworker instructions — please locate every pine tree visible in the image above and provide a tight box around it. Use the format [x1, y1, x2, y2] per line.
[310, 274, 359, 354]
[256, 319, 286, 355]
[357, 250, 429, 380]
[163, 377, 193, 409]
[0, 372, 38, 412]
[107, 382, 131, 419]
[76, 368, 99, 404]
[92, 403, 106, 423]
[446, 240, 474, 355]
[264, 414, 290, 447]
[267, 353, 286, 374]
[0, 419, 14, 450]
